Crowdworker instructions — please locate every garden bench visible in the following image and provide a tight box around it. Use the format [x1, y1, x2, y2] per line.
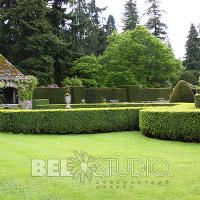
[157, 98, 165, 102]
[109, 100, 120, 103]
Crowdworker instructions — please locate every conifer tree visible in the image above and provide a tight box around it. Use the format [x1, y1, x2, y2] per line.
[0, 0, 70, 85]
[183, 24, 200, 71]
[145, 0, 167, 41]
[69, 0, 90, 55]
[106, 15, 117, 35]
[86, 0, 106, 55]
[122, 0, 139, 31]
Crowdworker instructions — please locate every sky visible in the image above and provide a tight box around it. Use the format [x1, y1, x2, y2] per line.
[96, 0, 200, 60]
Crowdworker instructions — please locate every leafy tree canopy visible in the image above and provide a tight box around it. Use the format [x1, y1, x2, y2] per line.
[99, 26, 182, 88]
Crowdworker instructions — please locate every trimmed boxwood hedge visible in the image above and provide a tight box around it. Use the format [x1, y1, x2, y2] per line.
[35, 103, 178, 110]
[139, 105, 200, 142]
[0, 107, 141, 134]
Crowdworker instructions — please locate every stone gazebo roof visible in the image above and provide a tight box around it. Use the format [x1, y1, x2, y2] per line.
[0, 54, 27, 81]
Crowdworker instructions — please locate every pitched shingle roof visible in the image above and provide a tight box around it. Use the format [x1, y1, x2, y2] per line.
[0, 54, 27, 80]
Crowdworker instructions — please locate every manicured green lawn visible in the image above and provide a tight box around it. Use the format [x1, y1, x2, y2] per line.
[0, 131, 200, 200]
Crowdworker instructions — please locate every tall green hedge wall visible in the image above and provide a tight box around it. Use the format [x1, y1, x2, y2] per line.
[139, 88, 173, 101]
[33, 86, 172, 104]
[85, 88, 128, 103]
[33, 88, 65, 104]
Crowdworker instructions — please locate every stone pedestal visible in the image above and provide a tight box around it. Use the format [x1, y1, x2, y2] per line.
[22, 100, 32, 110]
[65, 95, 72, 109]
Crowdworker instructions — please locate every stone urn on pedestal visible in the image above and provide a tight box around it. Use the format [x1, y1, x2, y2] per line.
[64, 85, 72, 109]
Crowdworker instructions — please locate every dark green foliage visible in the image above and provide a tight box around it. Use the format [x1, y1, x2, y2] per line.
[71, 87, 85, 104]
[67, 0, 107, 56]
[85, 88, 128, 103]
[121, 86, 172, 102]
[139, 106, 200, 142]
[169, 80, 194, 103]
[0, 0, 73, 86]
[180, 70, 200, 85]
[33, 88, 65, 104]
[97, 26, 108, 55]
[139, 88, 172, 101]
[34, 86, 173, 104]
[32, 99, 49, 109]
[121, 85, 140, 102]
[86, 0, 106, 56]
[122, 0, 139, 31]
[183, 24, 200, 71]
[35, 103, 178, 110]
[0, 108, 141, 134]
[0, 0, 55, 85]
[145, 0, 167, 41]
[33, 87, 84, 104]
[106, 15, 117, 35]
[195, 94, 200, 108]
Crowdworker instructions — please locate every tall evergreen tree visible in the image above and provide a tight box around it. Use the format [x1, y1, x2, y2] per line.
[46, 0, 70, 35]
[183, 24, 200, 71]
[0, 0, 71, 85]
[122, 0, 139, 31]
[97, 25, 108, 55]
[69, 0, 90, 55]
[145, 0, 167, 41]
[106, 15, 117, 35]
[85, 0, 106, 55]
[45, 0, 75, 84]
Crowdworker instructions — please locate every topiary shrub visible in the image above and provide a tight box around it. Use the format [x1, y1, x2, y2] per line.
[169, 80, 194, 103]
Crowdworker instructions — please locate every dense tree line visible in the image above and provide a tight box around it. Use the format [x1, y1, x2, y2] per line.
[181, 24, 200, 86]
[0, 0, 109, 85]
[0, 0, 188, 88]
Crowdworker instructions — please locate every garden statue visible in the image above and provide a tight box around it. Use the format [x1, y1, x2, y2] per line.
[64, 85, 72, 109]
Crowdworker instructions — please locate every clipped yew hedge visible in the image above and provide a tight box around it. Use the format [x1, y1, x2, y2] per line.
[35, 103, 178, 110]
[139, 105, 200, 142]
[0, 107, 141, 134]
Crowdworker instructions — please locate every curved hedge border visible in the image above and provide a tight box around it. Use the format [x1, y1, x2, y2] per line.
[0, 107, 141, 134]
[139, 105, 200, 142]
[35, 103, 178, 110]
